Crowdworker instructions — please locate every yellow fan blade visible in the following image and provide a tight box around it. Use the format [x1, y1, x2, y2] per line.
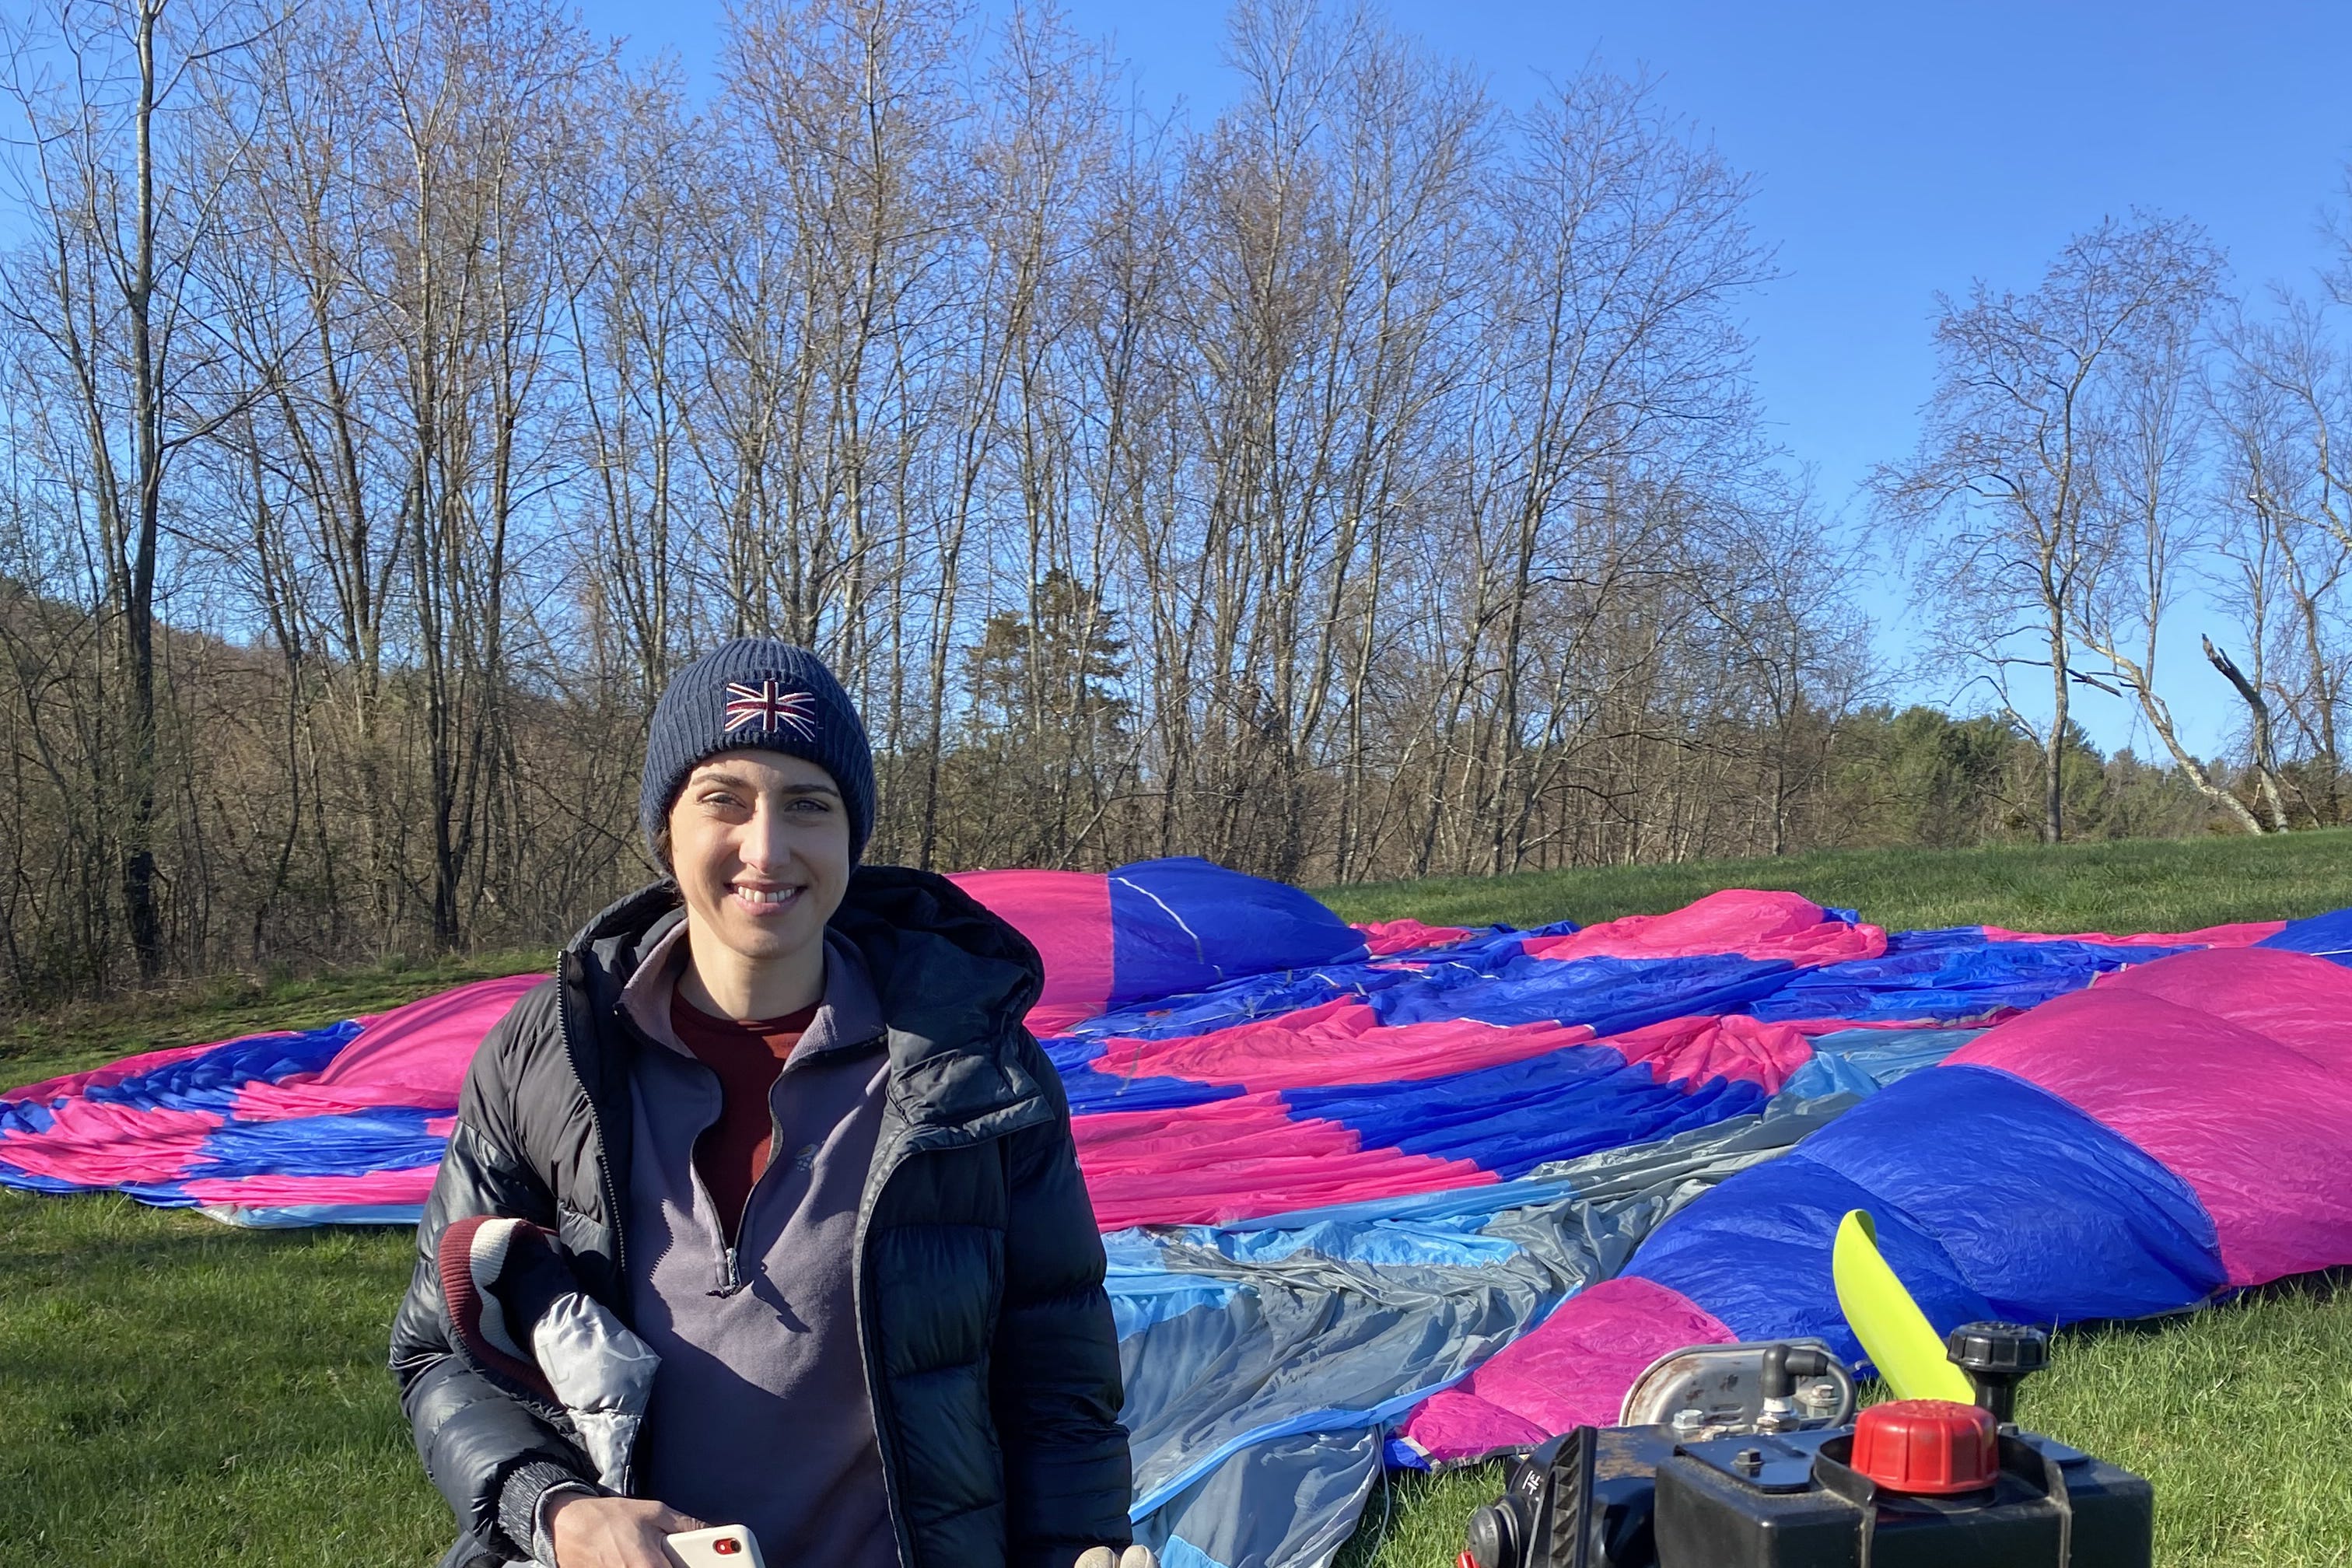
[1832, 1209, 1975, 1403]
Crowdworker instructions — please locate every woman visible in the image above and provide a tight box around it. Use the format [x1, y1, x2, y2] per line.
[390, 639, 1139, 1568]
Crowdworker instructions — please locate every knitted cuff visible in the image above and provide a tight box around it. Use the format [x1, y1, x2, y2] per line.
[498, 1458, 597, 1563]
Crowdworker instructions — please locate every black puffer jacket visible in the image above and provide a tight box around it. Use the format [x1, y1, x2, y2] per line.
[388, 867, 1133, 1568]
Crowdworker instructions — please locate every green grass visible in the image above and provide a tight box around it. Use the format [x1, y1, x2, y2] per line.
[1, 949, 550, 1565]
[3, 834, 2350, 1566]
[0, 1195, 442, 1564]
[1321, 828, 2352, 934]
[2012, 1273, 2352, 1566]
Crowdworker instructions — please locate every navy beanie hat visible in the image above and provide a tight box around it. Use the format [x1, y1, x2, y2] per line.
[640, 639, 877, 864]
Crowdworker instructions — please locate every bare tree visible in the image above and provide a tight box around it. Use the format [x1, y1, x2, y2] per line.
[565, 65, 701, 712]
[356, 0, 601, 944]
[0, 0, 275, 977]
[1878, 216, 2221, 842]
[1138, 0, 1496, 879]
[1429, 68, 1767, 874]
[937, 9, 1134, 869]
[2210, 294, 2352, 825]
[2062, 243, 2256, 829]
[703, 0, 964, 667]
[1692, 481, 1878, 855]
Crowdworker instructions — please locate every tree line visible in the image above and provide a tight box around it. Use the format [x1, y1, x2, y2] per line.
[0, 0, 2331, 1003]
[1881, 211, 2352, 844]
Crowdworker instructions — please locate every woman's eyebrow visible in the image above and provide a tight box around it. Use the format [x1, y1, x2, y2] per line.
[690, 771, 839, 797]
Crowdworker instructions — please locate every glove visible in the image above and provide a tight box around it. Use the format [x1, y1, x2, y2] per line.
[438, 1213, 576, 1398]
[437, 1214, 660, 1490]
[1074, 1549, 1158, 1568]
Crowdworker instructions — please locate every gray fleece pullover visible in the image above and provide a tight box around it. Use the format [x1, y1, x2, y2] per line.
[616, 916, 898, 1568]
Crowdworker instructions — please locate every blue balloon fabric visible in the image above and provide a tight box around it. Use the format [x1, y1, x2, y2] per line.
[5, 870, 2347, 1568]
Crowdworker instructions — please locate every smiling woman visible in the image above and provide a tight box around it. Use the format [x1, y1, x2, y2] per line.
[664, 753, 852, 1020]
[387, 638, 1146, 1568]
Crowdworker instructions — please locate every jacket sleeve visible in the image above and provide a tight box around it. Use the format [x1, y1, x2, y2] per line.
[389, 983, 599, 1556]
[991, 1031, 1135, 1568]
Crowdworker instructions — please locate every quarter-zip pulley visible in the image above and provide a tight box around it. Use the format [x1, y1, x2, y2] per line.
[711, 1244, 751, 1298]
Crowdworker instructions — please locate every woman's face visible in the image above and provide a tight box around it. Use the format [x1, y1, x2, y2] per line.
[666, 749, 852, 970]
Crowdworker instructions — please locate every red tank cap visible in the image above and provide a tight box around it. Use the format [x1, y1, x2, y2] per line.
[1850, 1399, 1998, 1495]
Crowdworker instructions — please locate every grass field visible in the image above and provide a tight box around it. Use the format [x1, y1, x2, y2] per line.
[1326, 828, 2352, 936]
[4, 832, 2350, 1566]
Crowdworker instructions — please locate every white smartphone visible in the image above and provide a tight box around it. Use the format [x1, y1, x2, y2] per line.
[665, 1524, 766, 1568]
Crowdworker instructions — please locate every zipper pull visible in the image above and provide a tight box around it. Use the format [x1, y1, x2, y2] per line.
[709, 1244, 750, 1298]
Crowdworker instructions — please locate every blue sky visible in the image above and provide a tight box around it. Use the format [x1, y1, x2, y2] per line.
[577, 0, 2352, 755]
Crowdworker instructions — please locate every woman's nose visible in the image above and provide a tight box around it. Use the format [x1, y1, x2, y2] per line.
[739, 800, 793, 870]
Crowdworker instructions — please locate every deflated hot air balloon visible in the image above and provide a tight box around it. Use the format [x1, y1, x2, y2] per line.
[5, 859, 2347, 1568]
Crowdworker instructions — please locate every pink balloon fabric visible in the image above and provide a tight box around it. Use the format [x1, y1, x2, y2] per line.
[1521, 889, 1887, 966]
[1085, 999, 1596, 1094]
[2090, 944, 2352, 1064]
[1949, 947, 2352, 1287]
[232, 975, 544, 1121]
[0, 975, 542, 1219]
[1356, 919, 1477, 955]
[1980, 919, 2287, 947]
[0, 1099, 224, 1188]
[1603, 1013, 1817, 1094]
[177, 1167, 444, 1209]
[6, 880, 2288, 1234]
[3, 1039, 231, 1107]
[1072, 1092, 1495, 1228]
[1398, 1276, 1737, 1463]
[945, 869, 1117, 1034]
[1412, 943, 2352, 1474]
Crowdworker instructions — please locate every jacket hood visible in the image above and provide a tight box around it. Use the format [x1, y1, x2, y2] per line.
[561, 867, 1049, 1131]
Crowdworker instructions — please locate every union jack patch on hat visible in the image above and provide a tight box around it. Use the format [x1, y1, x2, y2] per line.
[723, 679, 819, 740]
[644, 638, 876, 863]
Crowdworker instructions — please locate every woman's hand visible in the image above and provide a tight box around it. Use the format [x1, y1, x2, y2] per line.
[546, 1493, 707, 1568]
